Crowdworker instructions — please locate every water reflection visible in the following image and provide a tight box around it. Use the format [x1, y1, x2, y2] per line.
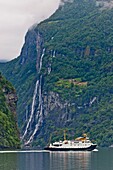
[17, 152, 50, 170]
[49, 151, 91, 170]
[0, 152, 17, 170]
[1, 149, 113, 170]
[91, 148, 113, 170]
[0, 151, 91, 170]
[0, 151, 50, 170]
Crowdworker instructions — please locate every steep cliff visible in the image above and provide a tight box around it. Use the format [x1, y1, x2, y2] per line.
[0, 73, 20, 149]
[1, 0, 113, 147]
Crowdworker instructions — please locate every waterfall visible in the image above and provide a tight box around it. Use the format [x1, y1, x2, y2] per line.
[21, 80, 39, 140]
[89, 97, 97, 106]
[23, 48, 45, 145]
[25, 75, 43, 145]
[47, 49, 56, 75]
[53, 50, 56, 58]
[39, 48, 45, 73]
[47, 49, 56, 74]
[48, 63, 52, 75]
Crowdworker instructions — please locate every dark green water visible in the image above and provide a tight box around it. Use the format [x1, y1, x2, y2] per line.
[0, 148, 112, 170]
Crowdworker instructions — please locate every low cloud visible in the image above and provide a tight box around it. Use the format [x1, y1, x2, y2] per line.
[0, 0, 60, 60]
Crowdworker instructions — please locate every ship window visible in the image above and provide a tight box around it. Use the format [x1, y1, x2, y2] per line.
[53, 144, 62, 146]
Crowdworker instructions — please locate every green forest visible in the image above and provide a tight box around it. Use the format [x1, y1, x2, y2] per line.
[0, 73, 20, 148]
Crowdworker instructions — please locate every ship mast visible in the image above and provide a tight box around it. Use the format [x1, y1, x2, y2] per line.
[64, 130, 66, 141]
[49, 134, 52, 144]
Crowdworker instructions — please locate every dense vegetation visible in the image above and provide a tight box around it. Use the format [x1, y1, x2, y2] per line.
[1, 0, 113, 147]
[34, 0, 113, 146]
[0, 73, 20, 148]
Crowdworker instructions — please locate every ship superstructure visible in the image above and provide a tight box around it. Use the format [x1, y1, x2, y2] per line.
[44, 133, 97, 151]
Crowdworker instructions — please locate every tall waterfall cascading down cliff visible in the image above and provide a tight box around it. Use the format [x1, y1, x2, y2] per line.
[26, 75, 43, 145]
[22, 47, 45, 145]
[21, 79, 39, 140]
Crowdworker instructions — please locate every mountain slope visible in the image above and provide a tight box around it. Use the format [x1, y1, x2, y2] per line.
[1, 0, 113, 147]
[0, 73, 20, 148]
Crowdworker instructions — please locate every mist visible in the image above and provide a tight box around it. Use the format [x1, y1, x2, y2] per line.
[0, 0, 60, 60]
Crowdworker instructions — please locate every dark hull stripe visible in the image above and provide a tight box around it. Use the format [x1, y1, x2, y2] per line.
[44, 144, 97, 151]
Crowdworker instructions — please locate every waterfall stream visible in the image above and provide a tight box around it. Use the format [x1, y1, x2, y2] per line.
[39, 49, 45, 73]
[21, 80, 39, 140]
[22, 48, 45, 145]
[25, 75, 43, 145]
[47, 50, 56, 74]
[53, 50, 56, 58]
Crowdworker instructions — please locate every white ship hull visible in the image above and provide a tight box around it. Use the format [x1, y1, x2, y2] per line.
[44, 144, 97, 151]
[44, 134, 97, 151]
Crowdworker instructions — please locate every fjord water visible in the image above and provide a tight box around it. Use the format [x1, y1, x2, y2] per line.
[0, 148, 112, 170]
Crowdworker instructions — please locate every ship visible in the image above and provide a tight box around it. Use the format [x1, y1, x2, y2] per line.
[44, 132, 97, 151]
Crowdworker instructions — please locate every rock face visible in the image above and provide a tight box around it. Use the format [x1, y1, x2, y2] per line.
[4, 91, 18, 114]
[1, 0, 113, 147]
[0, 73, 20, 149]
[96, 0, 113, 10]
